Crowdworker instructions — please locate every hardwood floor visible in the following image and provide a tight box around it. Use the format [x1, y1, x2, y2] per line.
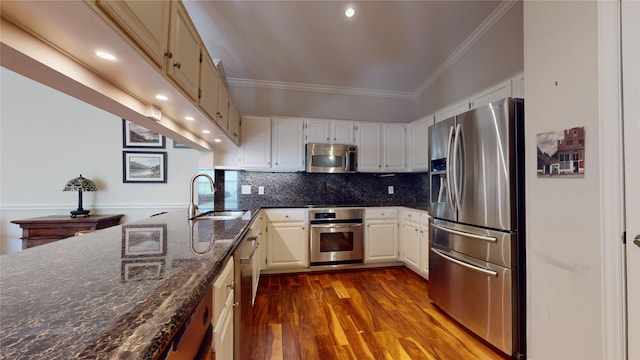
[249, 267, 511, 360]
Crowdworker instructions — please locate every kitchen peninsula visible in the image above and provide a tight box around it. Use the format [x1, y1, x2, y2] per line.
[0, 209, 257, 359]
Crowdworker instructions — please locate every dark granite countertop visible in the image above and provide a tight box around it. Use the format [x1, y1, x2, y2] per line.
[0, 208, 258, 359]
[0, 203, 427, 359]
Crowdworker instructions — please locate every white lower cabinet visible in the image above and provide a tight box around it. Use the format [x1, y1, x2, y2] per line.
[212, 257, 234, 360]
[364, 208, 399, 263]
[401, 210, 421, 271]
[420, 212, 430, 279]
[264, 209, 308, 269]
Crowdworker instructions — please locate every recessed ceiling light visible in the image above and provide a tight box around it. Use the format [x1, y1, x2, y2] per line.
[214, 138, 222, 143]
[155, 94, 168, 101]
[203, 130, 211, 134]
[345, 7, 355, 18]
[95, 50, 116, 61]
[185, 116, 195, 121]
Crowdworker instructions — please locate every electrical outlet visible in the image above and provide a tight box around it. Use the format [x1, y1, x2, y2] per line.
[241, 185, 251, 194]
[258, 186, 264, 195]
[388, 186, 394, 194]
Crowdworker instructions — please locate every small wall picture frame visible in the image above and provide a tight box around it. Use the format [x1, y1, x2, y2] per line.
[537, 126, 585, 178]
[122, 119, 165, 148]
[123, 151, 167, 183]
[121, 224, 167, 258]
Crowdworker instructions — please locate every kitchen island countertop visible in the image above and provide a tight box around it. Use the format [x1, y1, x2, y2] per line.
[0, 208, 258, 359]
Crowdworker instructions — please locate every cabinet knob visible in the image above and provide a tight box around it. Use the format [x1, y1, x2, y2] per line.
[326, 137, 330, 141]
[226, 280, 234, 290]
[164, 51, 173, 59]
[173, 62, 181, 69]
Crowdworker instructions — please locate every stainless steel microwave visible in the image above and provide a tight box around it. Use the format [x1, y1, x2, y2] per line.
[306, 144, 357, 173]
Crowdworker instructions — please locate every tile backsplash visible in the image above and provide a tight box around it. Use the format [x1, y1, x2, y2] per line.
[214, 170, 428, 210]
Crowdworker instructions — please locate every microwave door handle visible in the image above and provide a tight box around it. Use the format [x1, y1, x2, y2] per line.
[446, 125, 456, 213]
[344, 153, 350, 172]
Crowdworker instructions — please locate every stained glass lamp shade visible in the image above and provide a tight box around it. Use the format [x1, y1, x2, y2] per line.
[63, 175, 97, 217]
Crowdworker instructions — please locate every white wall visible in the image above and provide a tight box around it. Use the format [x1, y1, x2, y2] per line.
[0, 68, 207, 254]
[229, 82, 415, 123]
[524, 2, 606, 358]
[414, 1, 523, 119]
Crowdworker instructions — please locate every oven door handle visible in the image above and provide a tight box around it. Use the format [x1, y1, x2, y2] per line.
[310, 223, 362, 228]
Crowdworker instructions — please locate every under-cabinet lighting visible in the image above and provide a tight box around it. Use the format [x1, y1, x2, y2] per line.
[214, 138, 222, 143]
[203, 130, 211, 134]
[155, 94, 168, 101]
[95, 50, 116, 61]
[185, 116, 195, 121]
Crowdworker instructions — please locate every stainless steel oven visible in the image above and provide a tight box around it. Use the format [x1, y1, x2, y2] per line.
[309, 208, 363, 266]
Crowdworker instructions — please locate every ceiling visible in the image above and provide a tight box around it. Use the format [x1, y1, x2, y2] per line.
[1, 0, 507, 150]
[183, 0, 503, 97]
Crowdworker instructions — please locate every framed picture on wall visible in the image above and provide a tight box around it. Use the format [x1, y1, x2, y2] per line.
[123, 151, 167, 183]
[122, 119, 165, 148]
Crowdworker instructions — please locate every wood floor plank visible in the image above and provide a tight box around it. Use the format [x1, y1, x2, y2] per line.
[250, 267, 511, 360]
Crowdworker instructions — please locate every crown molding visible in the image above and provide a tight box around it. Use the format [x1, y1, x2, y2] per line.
[227, 78, 415, 100]
[414, 0, 517, 98]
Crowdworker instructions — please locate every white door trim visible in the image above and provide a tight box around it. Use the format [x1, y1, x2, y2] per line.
[597, 1, 626, 359]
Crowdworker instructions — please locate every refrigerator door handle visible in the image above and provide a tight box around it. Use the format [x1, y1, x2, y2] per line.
[432, 223, 498, 243]
[446, 125, 456, 213]
[452, 123, 463, 212]
[431, 248, 498, 277]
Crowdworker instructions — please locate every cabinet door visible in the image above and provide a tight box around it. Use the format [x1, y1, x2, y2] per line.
[420, 213, 430, 279]
[240, 116, 271, 169]
[305, 119, 330, 144]
[402, 221, 421, 271]
[267, 222, 308, 268]
[216, 83, 229, 132]
[332, 120, 355, 144]
[469, 80, 512, 110]
[199, 52, 220, 121]
[383, 123, 406, 171]
[167, 2, 201, 100]
[435, 100, 469, 123]
[356, 122, 382, 171]
[227, 100, 240, 145]
[97, 0, 170, 68]
[410, 115, 433, 171]
[213, 292, 234, 360]
[272, 118, 304, 170]
[365, 220, 398, 262]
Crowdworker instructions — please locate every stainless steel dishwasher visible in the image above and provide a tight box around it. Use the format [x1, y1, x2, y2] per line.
[234, 233, 257, 360]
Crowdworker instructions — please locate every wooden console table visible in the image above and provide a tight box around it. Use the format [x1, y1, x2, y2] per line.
[11, 214, 124, 249]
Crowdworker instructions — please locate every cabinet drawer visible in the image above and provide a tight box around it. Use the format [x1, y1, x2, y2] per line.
[365, 208, 398, 220]
[264, 209, 306, 222]
[212, 257, 234, 323]
[401, 209, 421, 223]
[421, 213, 430, 228]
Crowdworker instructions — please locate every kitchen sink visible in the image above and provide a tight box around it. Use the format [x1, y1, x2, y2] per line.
[190, 210, 247, 221]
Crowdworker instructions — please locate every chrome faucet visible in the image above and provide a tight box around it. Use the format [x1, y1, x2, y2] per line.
[188, 173, 215, 219]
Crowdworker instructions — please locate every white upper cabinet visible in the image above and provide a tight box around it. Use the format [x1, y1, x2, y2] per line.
[383, 124, 406, 171]
[356, 122, 406, 172]
[305, 119, 355, 144]
[435, 99, 470, 123]
[511, 72, 525, 98]
[356, 122, 383, 171]
[240, 116, 271, 169]
[166, 1, 201, 101]
[469, 80, 512, 110]
[272, 117, 305, 171]
[409, 115, 433, 171]
[96, 0, 170, 69]
[332, 120, 356, 144]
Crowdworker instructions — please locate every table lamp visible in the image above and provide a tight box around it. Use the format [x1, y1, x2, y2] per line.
[63, 174, 97, 217]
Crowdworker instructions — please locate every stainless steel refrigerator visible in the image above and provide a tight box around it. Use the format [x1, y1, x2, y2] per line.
[428, 97, 525, 359]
